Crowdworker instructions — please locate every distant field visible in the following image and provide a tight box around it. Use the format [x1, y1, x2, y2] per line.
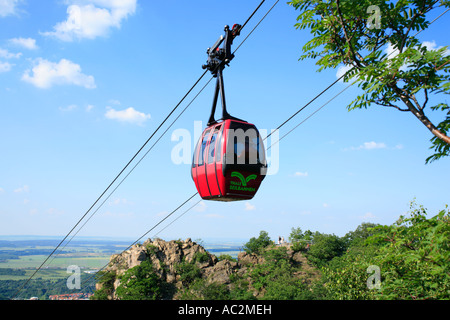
[0, 238, 132, 282]
[0, 237, 244, 282]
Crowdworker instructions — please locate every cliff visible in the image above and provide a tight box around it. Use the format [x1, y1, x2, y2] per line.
[94, 238, 320, 300]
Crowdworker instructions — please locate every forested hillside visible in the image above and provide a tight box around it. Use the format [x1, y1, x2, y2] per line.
[93, 202, 449, 300]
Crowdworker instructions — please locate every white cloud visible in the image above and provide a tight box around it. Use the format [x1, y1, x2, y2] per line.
[323, 203, 329, 208]
[384, 40, 450, 63]
[105, 106, 151, 125]
[86, 104, 95, 112]
[294, 171, 308, 177]
[336, 64, 353, 81]
[360, 141, 386, 150]
[59, 104, 78, 112]
[245, 202, 256, 211]
[42, 0, 137, 41]
[109, 99, 121, 105]
[422, 40, 450, 56]
[360, 212, 376, 220]
[9, 37, 38, 50]
[0, 61, 13, 73]
[0, 0, 19, 17]
[0, 187, 4, 193]
[345, 141, 387, 151]
[14, 185, 29, 193]
[384, 43, 400, 59]
[22, 58, 96, 89]
[0, 48, 22, 59]
[109, 198, 132, 206]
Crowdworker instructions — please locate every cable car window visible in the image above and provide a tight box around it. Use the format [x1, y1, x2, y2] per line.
[208, 132, 217, 164]
[192, 136, 202, 168]
[215, 125, 224, 163]
[208, 125, 222, 164]
[226, 122, 261, 165]
[199, 129, 211, 166]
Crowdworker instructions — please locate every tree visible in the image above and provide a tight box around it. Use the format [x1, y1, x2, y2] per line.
[369, 202, 450, 299]
[306, 233, 347, 267]
[289, 227, 314, 251]
[115, 260, 162, 300]
[243, 231, 272, 254]
[289, 0, 450, 163]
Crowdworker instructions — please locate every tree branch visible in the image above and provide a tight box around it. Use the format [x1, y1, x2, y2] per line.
[335, 0, 365, 68]
[390, 83, 450, 145]
[374, 100, 410, 112]
[422, 87, 429, 111]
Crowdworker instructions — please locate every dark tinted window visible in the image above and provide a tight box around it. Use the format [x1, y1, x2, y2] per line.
[198, 129, 211, 166]
[226, 122, 264, 165]
[208, 125, 222, 164]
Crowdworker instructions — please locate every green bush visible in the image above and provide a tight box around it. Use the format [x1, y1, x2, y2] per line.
[243, 231, 272, 254]
[115, 260, 162, 300]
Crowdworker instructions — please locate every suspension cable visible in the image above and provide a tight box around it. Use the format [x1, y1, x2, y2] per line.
[78, 3, 450, 296]
[11, 0, 274, 300]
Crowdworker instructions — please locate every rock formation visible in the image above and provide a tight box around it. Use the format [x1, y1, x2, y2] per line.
[95, 237, 319, 300]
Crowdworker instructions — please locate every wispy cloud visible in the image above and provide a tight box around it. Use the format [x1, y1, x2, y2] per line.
[0, 48, 22, 59]
[22, 58, 96, 89]
[9, 37, 38, 50]
[105, 106, 151, 125]
[109, 198, 132, 206]
[0, 61, 13, 73]
[42, 0, 137, 41]
[59, 104, 78, 112]
[360, 212, 376, 220]
[245, 202, 256, 211]
[0, 0, 20, 18]
[294, 171, 308, 177]
[344, 141, 387, 151]
[336, 64, 353, 82]
[14, 185, 29, 193]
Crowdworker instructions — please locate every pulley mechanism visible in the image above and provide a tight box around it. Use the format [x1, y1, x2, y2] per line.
[202, 24, 244, 126]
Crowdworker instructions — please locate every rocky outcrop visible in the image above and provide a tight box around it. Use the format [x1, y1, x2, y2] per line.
[96, 238, 319, 300]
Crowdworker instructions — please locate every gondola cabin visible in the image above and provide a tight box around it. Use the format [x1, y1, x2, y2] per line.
[192, 119, 267, 201]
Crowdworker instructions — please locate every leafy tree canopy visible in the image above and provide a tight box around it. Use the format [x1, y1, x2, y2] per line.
[289, 0, 450, 163]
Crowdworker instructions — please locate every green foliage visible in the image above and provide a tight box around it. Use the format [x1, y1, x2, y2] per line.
[176, 259, 202, 287]
[179, 278, 231, 300]
[217, 254, 237, 262]
[115, 260, 162, 300]
[243, 230, 272, 254]
[289, 227, 314, 252]
[321, 202, 450, 300]
[90, 202, 449, 300]
[91, 270, 116, 300]
[343, 222, 380, 247]
[289, 0, 450, 162]
[370, 202, 450, 299]
[322, 245, 379, 300]
[306, 233, 347, 267]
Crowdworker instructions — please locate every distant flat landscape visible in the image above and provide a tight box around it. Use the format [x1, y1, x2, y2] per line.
[0, 235, 246, 299]
[0, 236, 244, 279]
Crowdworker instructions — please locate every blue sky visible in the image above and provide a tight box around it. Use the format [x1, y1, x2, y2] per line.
[0, 0, 449, 243]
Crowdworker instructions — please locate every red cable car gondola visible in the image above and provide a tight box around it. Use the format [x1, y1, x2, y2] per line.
[191, 24, 267, 201]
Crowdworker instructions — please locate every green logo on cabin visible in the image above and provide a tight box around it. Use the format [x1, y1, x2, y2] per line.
[230, 172, 257, 192]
